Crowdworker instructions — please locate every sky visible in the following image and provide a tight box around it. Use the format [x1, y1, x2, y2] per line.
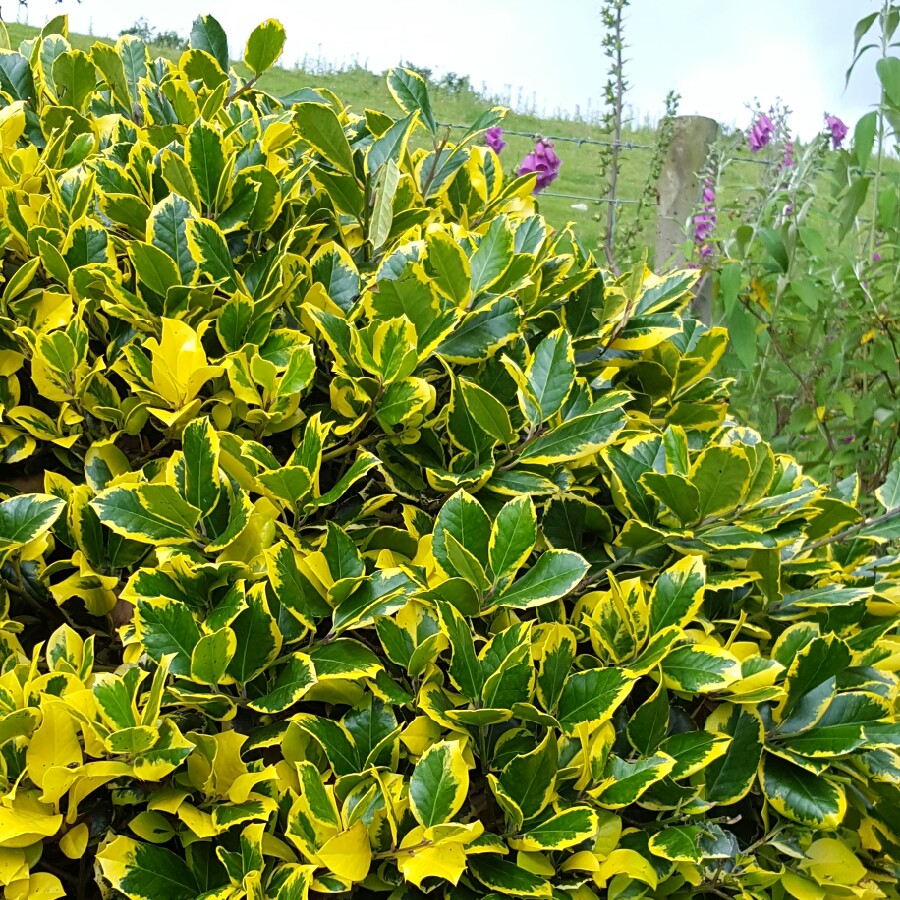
[9, 0, 881, 138]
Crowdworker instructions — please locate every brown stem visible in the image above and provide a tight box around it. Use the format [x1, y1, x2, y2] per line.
[421, 127, 452, 197]
[496, 425, 544, 471]
[742, 299, 837, 457]
[801, 504, 900, 553]
[224, 73, 259, 106]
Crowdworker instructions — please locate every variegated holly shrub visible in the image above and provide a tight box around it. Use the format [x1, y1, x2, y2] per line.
[0, 12, 898, 900]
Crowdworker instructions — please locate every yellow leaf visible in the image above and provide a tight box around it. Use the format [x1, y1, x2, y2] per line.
[176, 802, 216, 838]
[674, 861, 703, 887]
[26, 701, 82, 790]
[142, 318, 223, 408]
[594, 810, 622, 856]
[800, 838, 866, 887]
[0, 793, 62, 848]
[9, 872, 65, 899]
[593, 848, 657, 890]
[781, 871, 825, 900]
[147, 788, 189, 814]
[316, 820, 372, 883]
[397, 839, 466, 888]
[187, 729, 249, 798]
[128, 810, 175, 844]
[262, 833, 299, 863]
[0, 102, 25, 153]
[561, 851, 601, 873]
[750, 278, 771, 313]
[60, 823, 89, 859]
[0, 848, 28, 886]
[517, 850, 555, 877]
[228, 765, 278, 804]
[400, 716, 442, 757]
[423, 821, 483, 845]
[64, 761, 134, 823]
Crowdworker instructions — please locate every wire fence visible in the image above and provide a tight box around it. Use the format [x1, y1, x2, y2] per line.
[442, 118, 774, 254]
[441, 120, 774, 263]
[441, 121, 652, 206]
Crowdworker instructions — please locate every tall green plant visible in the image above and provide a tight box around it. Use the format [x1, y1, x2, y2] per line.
[596, 1, 679, 272]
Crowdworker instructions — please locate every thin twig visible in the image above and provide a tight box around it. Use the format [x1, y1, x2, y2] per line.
[801, 505, 900, 553]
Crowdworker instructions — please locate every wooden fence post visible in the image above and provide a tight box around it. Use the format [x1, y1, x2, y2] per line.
[655, 115, 719, 321]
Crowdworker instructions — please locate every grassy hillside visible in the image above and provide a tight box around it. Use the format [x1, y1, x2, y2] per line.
[3, 18, 769, 262]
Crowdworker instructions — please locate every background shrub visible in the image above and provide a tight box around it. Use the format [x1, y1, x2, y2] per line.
[699, 7, 900, 497]
[0, 13, 897, 900]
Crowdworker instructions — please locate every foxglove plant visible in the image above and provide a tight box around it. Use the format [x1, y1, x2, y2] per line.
[825, 113, 848, 148]
[694, 4, 900, 494]
[693, 178, 717, 260]
[779, 139, 795, 172]
[517, 137, 561, 192]
[484, 125, 505, 153]
[748, 113, 774, 152]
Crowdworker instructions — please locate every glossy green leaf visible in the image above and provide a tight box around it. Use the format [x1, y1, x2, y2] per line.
[409, 740, 469, 827]
[386, 67, 437, 133]
[557, 667, 634, 732]
[495, 549, 587, 609]
[244, 19, 286, 74]
[294, 103, 355, 175]
[0, 493, 65, 551]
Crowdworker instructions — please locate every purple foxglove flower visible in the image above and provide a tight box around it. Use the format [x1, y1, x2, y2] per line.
[484, 126, 505, 153]
[693, 177, 717, 259]
[748, 114, 774, 153]
[874, 251, 882, 262]
[825, 114, 848, 149]
[779, 140, 794, 171]
[518, 138, 561, 192]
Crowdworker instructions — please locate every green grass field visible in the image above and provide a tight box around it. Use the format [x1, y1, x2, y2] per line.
[4, 18, 773, 263]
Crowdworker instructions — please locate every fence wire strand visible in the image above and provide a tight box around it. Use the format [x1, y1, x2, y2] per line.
[440, 122, 655, 151]
[436, 121, 771, 212]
